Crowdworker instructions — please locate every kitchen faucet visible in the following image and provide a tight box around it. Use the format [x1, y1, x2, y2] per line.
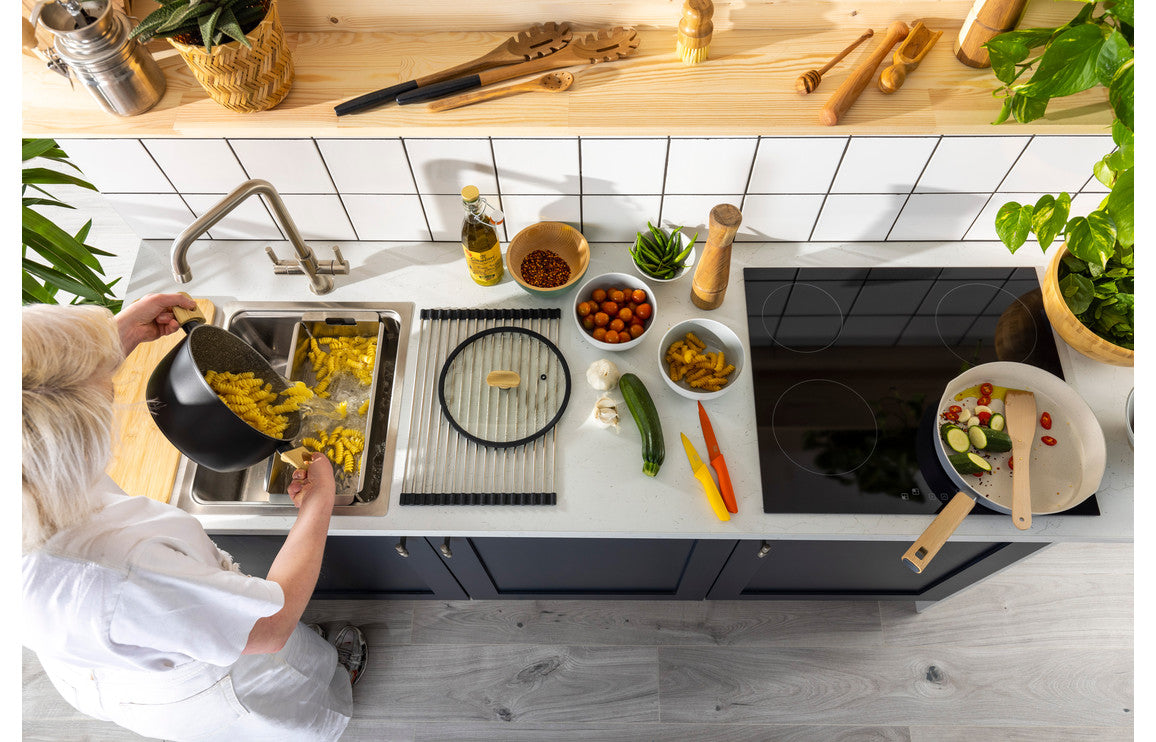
[170, 179, 349, 295]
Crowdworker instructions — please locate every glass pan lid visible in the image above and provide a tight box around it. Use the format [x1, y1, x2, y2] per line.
[438, 326, 571, 448]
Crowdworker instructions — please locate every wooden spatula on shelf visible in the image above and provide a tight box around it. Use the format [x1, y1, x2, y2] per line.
[397, 27, 640, 105]
[1003, 389, 1037, 530]
[334, 21, 573, 115]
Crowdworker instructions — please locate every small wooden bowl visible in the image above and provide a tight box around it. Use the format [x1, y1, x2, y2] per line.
[1041, 246, 1133, 367]
[507, 222, 590, 297]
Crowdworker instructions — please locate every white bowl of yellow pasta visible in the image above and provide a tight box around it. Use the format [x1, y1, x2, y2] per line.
[657, 318, 745, 400]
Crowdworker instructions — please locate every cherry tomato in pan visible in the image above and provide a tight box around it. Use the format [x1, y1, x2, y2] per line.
[977, 411, 992, 425]
[1041, 435, 1057, 446]
[979, 382, 994, 397]
[948, 405, 962, 414]
[1040, 412, 1052, 430]
[977, 396, 991, 407]
[972, 471, 984, 477]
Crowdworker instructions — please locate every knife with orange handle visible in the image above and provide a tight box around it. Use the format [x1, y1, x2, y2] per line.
[697, 401, 737, 513]
[681, 433, 731, 522]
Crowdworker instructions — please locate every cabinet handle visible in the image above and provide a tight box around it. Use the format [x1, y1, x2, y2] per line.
[756, 541, 772, 558]
[439, 537, 453, 559]
[394, 537, 409, 558]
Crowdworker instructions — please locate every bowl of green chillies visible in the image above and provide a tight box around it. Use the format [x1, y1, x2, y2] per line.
[629, 222, 697, 283]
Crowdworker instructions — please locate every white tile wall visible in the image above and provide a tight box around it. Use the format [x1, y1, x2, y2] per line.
[405, 139, 497, 195]
[316, 139, 416, 194]
[830, 137, 939, 194]
[492, 138, 580, 195]
[581, 138, 667, 195]
[65, 135, 1115, 244]
[228, 139, 335, 194]
[747, 137, 847, 194]
[664, 138, 757, 195]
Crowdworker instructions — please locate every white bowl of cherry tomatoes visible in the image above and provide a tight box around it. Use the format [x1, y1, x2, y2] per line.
[572, 272, 657, 351]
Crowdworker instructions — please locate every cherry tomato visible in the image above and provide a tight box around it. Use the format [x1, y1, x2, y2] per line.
[948, 405, 962, 414]
[609, 318, 625, 332]
[979, 382, 994, 397]
[973, 471, 984, 477]
[618, 307, 633, 322]
[582, 315, 596, 331]
[1008, 456, 1014, 470]
[630, 316, 645, 327]
[603, 329, 620, 344]
[600, 301, 619, 316]
[977, 396, 991, 407]
[608, 289, 626, 304]
[591, 288, 607, 303]
[635, 303, 653, 321]
[592, 327, 607, 341]
[577, 301, 593, 317]
[977, 411, 992, 425]
[629, 324, 645, 339]
[1040, 412, 1052, 430]
[593, 311, 610, 328]
[1041, 435, 1057, 446]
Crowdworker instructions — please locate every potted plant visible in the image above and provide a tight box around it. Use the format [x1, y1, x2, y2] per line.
[986, 0, 1133, 366]
[22, 138, 122, 312]
[130, 0, 293, 113]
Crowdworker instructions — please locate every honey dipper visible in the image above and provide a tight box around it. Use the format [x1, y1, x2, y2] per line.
[796, 29, 874, 94]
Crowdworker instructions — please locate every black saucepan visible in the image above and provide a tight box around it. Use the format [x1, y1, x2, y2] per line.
[146, 301, 303, 472]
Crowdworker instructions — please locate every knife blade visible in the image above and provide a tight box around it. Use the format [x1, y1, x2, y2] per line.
[681, 433, 730, 522]
[697, 401, 737, 513]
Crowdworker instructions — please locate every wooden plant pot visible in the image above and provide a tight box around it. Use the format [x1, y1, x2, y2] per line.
[168, 0, 293, 113]
[1040, 245, 1134, 367]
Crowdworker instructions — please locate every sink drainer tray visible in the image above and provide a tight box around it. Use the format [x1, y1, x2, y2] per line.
[401, 308, 560, 506]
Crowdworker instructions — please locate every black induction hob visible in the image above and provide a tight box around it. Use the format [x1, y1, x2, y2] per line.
[743, 267, 1100, 517]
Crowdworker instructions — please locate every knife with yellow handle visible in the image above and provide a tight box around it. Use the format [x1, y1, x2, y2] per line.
[681, 433, 730, 522]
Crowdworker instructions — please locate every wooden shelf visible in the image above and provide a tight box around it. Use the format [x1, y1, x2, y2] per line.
[21, 27, 1111, 139]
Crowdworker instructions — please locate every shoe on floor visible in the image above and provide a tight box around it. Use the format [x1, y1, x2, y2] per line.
[334, 625, 367, 686]
[306, 623, 327, 641]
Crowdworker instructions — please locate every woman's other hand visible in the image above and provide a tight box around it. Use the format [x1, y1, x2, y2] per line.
[116, 293, 198, 356]
[287, 454, 336, 515]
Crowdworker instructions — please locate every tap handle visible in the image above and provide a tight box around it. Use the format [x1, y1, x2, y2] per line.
[332, 245, 349, 269]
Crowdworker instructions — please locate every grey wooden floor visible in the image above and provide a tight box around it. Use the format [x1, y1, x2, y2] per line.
[23, 541, 1134, 741]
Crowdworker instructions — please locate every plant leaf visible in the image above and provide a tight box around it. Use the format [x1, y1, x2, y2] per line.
[199, 6, 224, 52]
[1064, 212, 1116, 266]
[995, 202, 1034, 252]
[1059, 272, 1095, 314]
[1105, 0, 1134, 27]
[1010, 92, 1049, 123]
[1106, 166, 1133, 248]
[21, 259, 107, 302]
[1018, 23, 1105, 99]
[215, 7, 252, 48]
[1095, 28, 1133, 88]
[1031, 193, 1070, 250]
[21, 167, 97, 190]
[22, 139, 59, 161]
[1109, 58, 1134, 131]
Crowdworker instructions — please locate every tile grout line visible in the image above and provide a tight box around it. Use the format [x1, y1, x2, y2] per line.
[399, 137, 435, 242]
[312, 138, 360, 242]
[224, 138, 286, 241]
[807, 136, 852, 242]
[883, 135, 941, 242]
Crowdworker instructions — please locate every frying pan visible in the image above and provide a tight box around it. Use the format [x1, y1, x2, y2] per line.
[146, 299, 306, 472]
[902, 361, 1106, 573]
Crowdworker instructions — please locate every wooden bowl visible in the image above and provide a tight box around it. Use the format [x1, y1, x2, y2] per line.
[1040, 246, 1133, 367]
[506, 222, 590, 297]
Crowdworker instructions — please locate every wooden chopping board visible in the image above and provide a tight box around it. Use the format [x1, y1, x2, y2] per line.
[106, 299, 215, 503]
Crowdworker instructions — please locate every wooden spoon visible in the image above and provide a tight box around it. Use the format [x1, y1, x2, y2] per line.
[398, 27, 640, 105]
[1003, 389, 1037, 530]
[428, 71, 574, 112]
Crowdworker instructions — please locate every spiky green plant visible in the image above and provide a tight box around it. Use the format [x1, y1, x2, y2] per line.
[129, 0, 268, 53]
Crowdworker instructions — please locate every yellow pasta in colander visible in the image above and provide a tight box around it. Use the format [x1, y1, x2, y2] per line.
[204, 371, 314, 437]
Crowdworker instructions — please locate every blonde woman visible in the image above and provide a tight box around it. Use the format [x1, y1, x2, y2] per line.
[22, 294, 366, 741]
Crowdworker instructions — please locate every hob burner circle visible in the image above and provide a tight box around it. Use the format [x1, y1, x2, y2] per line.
[761, 283, 845, 353]
[771, 379, 878, 476]
[935, 284, 1039, 365]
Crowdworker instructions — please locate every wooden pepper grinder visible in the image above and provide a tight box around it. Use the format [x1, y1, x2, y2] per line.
[690, 204, 742, 310]
[955, 0, 1028, 68]
[676, 0, 714, 65]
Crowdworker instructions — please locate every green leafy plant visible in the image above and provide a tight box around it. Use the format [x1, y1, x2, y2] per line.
[129, 0, 268, 53]
[22, 139, 122, 312]
[986, 0, 1133, 351]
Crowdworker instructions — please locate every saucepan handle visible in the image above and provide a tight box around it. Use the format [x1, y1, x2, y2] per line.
[901, 491, 976, 574]
[172, 291, 206, 330]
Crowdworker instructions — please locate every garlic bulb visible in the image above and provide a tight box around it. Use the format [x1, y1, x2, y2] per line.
[586, 359, 621, 391]
[592, 394, 619, 430]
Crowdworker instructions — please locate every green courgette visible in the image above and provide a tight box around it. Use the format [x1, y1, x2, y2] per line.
[970, 426, 1012, 453]
[619, 372, 665, 476]
[941, 424, 971, 454]
[988, 412, 1006, 431]
[948, 451, 992, 475]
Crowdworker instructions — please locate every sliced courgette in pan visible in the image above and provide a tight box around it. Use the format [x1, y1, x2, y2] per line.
[940, 424, 971, 454]
[948, 451, 992, 475]
[988, 412, 1006, 432]
[970, 426, 1012, 453]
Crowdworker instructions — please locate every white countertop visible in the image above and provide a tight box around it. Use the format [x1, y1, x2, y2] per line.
[125, 238, 1134, 543]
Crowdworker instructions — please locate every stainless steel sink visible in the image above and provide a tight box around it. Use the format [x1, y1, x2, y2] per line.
[171, 301, 412, 517]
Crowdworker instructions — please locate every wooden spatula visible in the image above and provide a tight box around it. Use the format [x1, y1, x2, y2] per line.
[1003, 389, 1037, 530]
[397, 27, 641, 105]
[335, 22, 573, 115]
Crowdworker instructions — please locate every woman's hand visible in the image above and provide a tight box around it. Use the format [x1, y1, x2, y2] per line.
[116, 293, 198, 356]
[287, 454, 336, 516]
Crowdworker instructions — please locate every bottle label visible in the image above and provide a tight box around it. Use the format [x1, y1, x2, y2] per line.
[464, 243, 503, 286]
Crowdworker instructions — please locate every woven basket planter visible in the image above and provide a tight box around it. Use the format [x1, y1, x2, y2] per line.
[1041, 245, 1134, 367]
[168, 0, 294, 113]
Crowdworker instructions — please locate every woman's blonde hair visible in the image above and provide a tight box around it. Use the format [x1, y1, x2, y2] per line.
[22, 304, 124, 552]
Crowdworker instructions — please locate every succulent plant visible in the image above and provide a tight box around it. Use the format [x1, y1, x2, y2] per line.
[129, 0, 268, 53]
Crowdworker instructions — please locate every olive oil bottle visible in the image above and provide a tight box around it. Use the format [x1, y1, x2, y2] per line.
[460, 186, 504, 286]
